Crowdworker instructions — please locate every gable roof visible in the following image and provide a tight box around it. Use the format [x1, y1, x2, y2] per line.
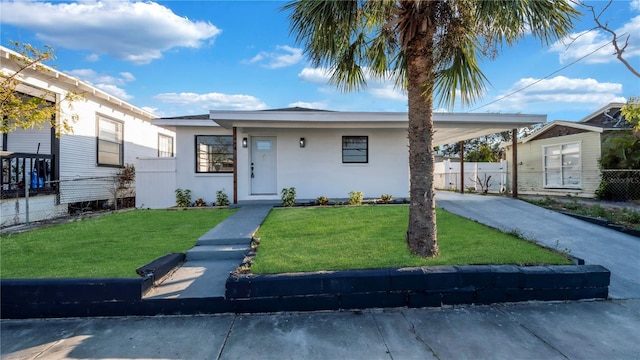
[520, 121, 604, 144]
[1, 46, 157, 121]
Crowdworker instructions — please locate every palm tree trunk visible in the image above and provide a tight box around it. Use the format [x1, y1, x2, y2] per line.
[405, 8, 439, 257]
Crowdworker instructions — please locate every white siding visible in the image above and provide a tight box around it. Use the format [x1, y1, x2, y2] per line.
[4, 127, 51, 154]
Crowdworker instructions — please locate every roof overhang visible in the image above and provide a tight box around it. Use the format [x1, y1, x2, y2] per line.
[210, 110, 545, 146]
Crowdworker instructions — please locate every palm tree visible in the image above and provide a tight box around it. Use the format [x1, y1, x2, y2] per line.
[284, 0, 578, 257]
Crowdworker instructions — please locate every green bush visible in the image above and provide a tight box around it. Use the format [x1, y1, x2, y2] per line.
[281, 187, 296, 207]
[380, 194, 392, 204]
[216, 190, 230, 206]
[316, 196, 329, 206]
[348, 191, 364, 205]
[175, 188, 192, 207]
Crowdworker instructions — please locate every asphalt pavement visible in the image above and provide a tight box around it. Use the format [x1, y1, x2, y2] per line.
[2, 192, 640, 359]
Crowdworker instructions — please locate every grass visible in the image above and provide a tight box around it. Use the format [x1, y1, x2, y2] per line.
[250, 205, 572, 274]
[0, 209, 235, 278]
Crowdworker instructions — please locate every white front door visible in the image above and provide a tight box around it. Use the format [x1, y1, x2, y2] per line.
[251, 136, 277, 194]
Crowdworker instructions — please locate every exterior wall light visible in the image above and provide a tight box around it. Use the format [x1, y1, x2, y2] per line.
[299, 137, 306, 148]
[242, 138, 248, 148]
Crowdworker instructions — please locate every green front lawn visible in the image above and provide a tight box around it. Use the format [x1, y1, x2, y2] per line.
[251, 205, 572, 274]
[0, 209, 235, 278]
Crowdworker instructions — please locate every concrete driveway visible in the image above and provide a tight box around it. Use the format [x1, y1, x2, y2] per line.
[435, 191, 640, 299]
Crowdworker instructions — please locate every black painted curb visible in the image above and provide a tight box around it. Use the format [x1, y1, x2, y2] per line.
[224, 264, 610, 312]
[560, 212, 640, 238]
[1, 263, 610, 319]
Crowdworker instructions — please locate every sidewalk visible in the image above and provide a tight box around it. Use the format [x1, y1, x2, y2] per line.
[3, 299, 639, 359]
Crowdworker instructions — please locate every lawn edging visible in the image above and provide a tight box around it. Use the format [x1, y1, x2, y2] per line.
[225, 264, 610, 312]
[1, 262, 610, 319]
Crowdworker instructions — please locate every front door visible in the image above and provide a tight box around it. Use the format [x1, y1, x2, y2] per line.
[251, 136, 277, 194]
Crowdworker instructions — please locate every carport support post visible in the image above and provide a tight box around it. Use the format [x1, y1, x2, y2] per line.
[511, 128, 518, 198]
[233, 126, 238, 204]
[459, 141, 464, 193]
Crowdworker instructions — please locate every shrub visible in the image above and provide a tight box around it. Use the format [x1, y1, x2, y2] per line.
[281, 187, 296, 207]
[380, 194, 392, 204]
[316, 196, 329, 206]
[175, 189, 192, 207]
[348, 191, 364, 205]
[216, 190, 230, 206]
[194, 198, 206, 207]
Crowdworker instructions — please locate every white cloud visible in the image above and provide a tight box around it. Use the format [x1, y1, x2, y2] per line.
[66, 68, 135, 99]
[298, 67, 406, 102]
[244, 45, 303, 69]
[287, 101, 328, 110]
[2, 1, 221, 64]
[550, 15, 640, 64]
[154, 92, 267, 110]
[483, 76, 626, 112]
[632, 0, 640, 11]
[85, 53, 100, 62]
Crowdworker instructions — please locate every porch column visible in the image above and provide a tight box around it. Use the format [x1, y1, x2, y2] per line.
[459, 141, 464, 193]
[511, 128, 518, 198]
[233, 126, 238, 204]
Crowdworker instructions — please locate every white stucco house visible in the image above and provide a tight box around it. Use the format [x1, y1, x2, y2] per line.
[136, 108, 544, 208]
[1, 46, 175, 227]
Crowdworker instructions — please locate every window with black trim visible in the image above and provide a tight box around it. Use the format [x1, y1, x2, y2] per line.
[342, 136, 368, 163]
[195, 135, 234, 173]
[158, 134, 174, 157]
[97, 116, 123, 166]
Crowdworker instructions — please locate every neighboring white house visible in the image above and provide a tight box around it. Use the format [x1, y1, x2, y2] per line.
[137, 108, 543, 207]
[0, 46, 175, 227]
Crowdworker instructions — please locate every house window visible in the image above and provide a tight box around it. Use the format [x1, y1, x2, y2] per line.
[195, 135, 233, 173]
[543, 142, 581, 188]
[342, 136, 368, 163]
[97, 116, 123, 166]
[158, 134, 174, 157]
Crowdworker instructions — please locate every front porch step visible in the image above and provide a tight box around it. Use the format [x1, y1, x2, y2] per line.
[196, 237, 251, 246]
[186, 244, 250, 261]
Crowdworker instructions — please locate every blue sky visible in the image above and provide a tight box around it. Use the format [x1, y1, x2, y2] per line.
[1, 0, 639, 122]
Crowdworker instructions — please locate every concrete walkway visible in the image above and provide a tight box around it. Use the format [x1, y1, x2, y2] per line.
[144, 204, 273, 299]
[435, 191, 640, 299]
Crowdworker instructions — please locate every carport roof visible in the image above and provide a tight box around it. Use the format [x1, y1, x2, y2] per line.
[210, 108, 545, 147]
[153, 108, 545, 146]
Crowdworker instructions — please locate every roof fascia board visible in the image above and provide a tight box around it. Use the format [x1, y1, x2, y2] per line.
[153, 119, 222, 127]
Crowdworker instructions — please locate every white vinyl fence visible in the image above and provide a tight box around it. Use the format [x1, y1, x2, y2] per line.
[434, 159, 508, 194]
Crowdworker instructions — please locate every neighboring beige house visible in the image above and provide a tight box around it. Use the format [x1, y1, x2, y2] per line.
[504, 102, 633, 198]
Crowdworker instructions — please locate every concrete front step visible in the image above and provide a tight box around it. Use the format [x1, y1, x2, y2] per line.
[196, 237, 251, 246]
[186, 244, 250, 261]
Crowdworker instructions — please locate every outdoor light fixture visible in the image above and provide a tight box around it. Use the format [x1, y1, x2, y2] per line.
[242, 138, 248, 148]
[299, 137, 306, 148]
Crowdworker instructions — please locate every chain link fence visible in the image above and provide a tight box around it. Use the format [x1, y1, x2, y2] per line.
[1, 175, 135, 229]
[596, 170, 640, 201]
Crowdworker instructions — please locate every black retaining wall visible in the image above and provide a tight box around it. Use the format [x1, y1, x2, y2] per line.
[1, 263, 610, 319]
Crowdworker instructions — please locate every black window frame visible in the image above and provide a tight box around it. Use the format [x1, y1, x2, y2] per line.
[96, 116, 124, 167]
[342, 136, 368, 164]
[195, 135, 234, 173]
[158, 134, 174, 158]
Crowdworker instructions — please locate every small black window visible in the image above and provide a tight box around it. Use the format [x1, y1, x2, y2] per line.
[158, 134, 174, 157]
[195, 135, 234, 173]
[97, 116, 124, 166]
[342, 136, 368, 163]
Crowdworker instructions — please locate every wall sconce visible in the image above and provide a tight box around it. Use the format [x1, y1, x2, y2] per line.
[242, 138, 248, 148]
[299, 137, 306, 148]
